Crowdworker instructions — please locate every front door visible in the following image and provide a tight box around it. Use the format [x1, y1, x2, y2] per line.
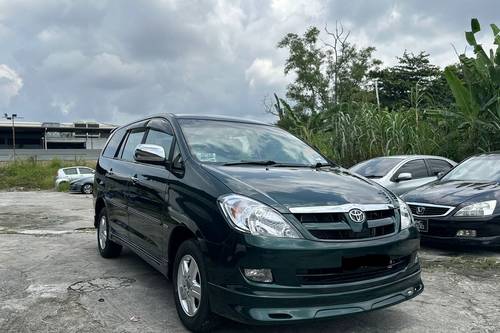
[126, 120, 174, 262]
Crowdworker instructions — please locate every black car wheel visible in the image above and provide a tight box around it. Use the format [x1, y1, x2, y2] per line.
[97, 208, 122, 258]
[173, 239, 217, 332]
[82, 183, 93, 194]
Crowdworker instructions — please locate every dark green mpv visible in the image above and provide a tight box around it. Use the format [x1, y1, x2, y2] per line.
[93, 114, 423, 332]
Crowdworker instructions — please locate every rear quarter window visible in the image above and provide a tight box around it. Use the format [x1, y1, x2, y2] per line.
[102, 127, 126, 158]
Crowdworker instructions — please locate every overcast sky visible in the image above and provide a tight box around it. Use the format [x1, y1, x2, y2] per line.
[0, 0, 498, 126]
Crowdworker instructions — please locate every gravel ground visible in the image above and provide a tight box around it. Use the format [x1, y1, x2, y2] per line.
[0, 191, 499, 333]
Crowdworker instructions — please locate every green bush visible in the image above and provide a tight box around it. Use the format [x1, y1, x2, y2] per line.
[0, 159, 96, 191]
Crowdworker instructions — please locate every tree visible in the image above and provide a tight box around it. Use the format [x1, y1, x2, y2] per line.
[277, 27, 329, 116]
[276, 24, 381, 118]
[371, 51, 452, 109]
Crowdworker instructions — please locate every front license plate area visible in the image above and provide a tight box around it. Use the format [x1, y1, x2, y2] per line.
[415, 219, 428, 233]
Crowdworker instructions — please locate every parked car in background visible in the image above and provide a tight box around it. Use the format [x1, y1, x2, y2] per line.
[350, 155, 456, 195]
[55, 166, 95, 188]
[69, 175, 94, 194]
[93, 114, 422, 331]
[402, 152, 500, 248]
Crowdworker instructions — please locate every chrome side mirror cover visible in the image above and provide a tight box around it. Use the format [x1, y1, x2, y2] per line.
[134, 144, 166, 165]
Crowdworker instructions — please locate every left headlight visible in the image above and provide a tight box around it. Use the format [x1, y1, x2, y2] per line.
[398, 198, 414, 230]
[454, 200, 497, 217]
[218, 194, 302, 238]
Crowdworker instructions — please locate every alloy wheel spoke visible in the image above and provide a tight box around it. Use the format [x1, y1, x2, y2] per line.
[190, 282, 201, 300]
[182, 260, 190, 278]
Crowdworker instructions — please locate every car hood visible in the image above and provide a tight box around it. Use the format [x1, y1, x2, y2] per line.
[202, 165, 393, 210]
[402, 180, 500, 206]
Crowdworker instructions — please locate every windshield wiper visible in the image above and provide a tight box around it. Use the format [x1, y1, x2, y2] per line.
[222, 160, 279, 166]
[222, 160, 311, 167]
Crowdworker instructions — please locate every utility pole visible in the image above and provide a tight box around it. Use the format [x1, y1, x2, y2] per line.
[3, 113, 21, 161]
[374, 79, 380, 110]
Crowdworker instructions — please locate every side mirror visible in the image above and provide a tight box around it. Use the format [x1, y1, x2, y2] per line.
[436, 171, 445, 179]
[397, 172, 412, 182]
[134, 144, 166, 165]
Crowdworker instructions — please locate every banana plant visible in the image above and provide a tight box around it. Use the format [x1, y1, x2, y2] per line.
[444, 18, 500, 152]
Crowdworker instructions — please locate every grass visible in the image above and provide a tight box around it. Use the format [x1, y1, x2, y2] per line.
[0, 158, 96, 191]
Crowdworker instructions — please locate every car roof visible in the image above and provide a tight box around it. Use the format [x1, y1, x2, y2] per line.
[365, 155, 452, 160]
[61, 166, 94, 170]
[470, 151, 500, 157]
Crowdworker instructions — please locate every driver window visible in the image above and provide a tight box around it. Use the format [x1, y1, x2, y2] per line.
[394, 159, 428, 180]
[144, 129, 173, 159]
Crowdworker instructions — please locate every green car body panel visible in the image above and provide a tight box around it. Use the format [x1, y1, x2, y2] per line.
[94, 114, 423, 324]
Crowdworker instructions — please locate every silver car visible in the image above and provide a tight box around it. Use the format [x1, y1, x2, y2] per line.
[349, 155, 457, 195]
[55, 166, 95, 188]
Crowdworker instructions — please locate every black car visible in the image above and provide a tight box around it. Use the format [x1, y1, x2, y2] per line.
[69, 175, 94, 194]
[93, 114, 422, 332]
[403, 152, 500, 248]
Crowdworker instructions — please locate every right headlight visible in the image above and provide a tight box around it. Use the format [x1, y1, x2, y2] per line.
[218, 194, 302, 238]
[454, 200, 497, 217]
[398, 198, 414, 230]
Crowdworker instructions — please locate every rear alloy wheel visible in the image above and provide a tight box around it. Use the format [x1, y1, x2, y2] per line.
[82, 184, 93, 194]
[173, 240, 217, 332]
[97, 208, 122, 258]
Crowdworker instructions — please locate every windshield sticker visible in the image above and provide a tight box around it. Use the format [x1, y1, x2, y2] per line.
[196, 152, 217, 162]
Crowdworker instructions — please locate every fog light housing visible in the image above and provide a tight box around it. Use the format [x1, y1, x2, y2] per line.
[456, 229, 477, 237]
[243, 268, 273, 283]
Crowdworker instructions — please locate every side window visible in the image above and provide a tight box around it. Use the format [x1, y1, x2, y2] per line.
[78, 167, 94, 175]
[394, 159, 428, 180]
[144, 129, 173, 159]
[64, 168, 78, 175]
[102, 127, 126, 158]
[121, 130, 146, 162]
[427, 159, 453, 176]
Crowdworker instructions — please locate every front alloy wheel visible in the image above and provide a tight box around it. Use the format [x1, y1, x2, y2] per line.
[177, 255, 202, 316]
[173, 240, 217, 332]
[82, 184, 93, 194]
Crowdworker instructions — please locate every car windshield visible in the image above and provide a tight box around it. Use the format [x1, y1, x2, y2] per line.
[441, 155, 500, 182]
[350, 157, 404, 178]
[178, 119, 328, 166]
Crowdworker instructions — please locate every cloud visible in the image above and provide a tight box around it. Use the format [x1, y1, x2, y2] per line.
[245, 58, 287, 88]
[0, 64, 22, 107]
[0, 0, 498, 125]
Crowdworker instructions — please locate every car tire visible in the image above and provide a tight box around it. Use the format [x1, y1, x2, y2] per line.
[97, 208, 122, 258]
[173, 239, 217, 332]
[81, 183, 93, 194]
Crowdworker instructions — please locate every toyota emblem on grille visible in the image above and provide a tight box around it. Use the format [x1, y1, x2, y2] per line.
[416, 206, 426, 215]
[348, 209, 366, 223]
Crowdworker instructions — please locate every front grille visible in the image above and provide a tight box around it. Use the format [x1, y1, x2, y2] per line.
[294, 208, 396, 240]
[296, 255, 410, 285]
[309, 224, 395, 240]
[294, 212, 344, 223]
[408, 204, 452, 216]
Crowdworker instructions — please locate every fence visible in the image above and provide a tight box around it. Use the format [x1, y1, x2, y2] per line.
[0, 149, 101, 161]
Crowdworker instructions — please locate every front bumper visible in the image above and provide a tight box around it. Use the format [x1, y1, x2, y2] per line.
[419, 215, 500, 248]
[204, 228, 422, 324]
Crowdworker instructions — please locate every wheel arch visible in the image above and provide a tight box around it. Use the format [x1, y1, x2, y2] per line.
[94, 197, 106, 228]
[167, 225, 197, 279]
